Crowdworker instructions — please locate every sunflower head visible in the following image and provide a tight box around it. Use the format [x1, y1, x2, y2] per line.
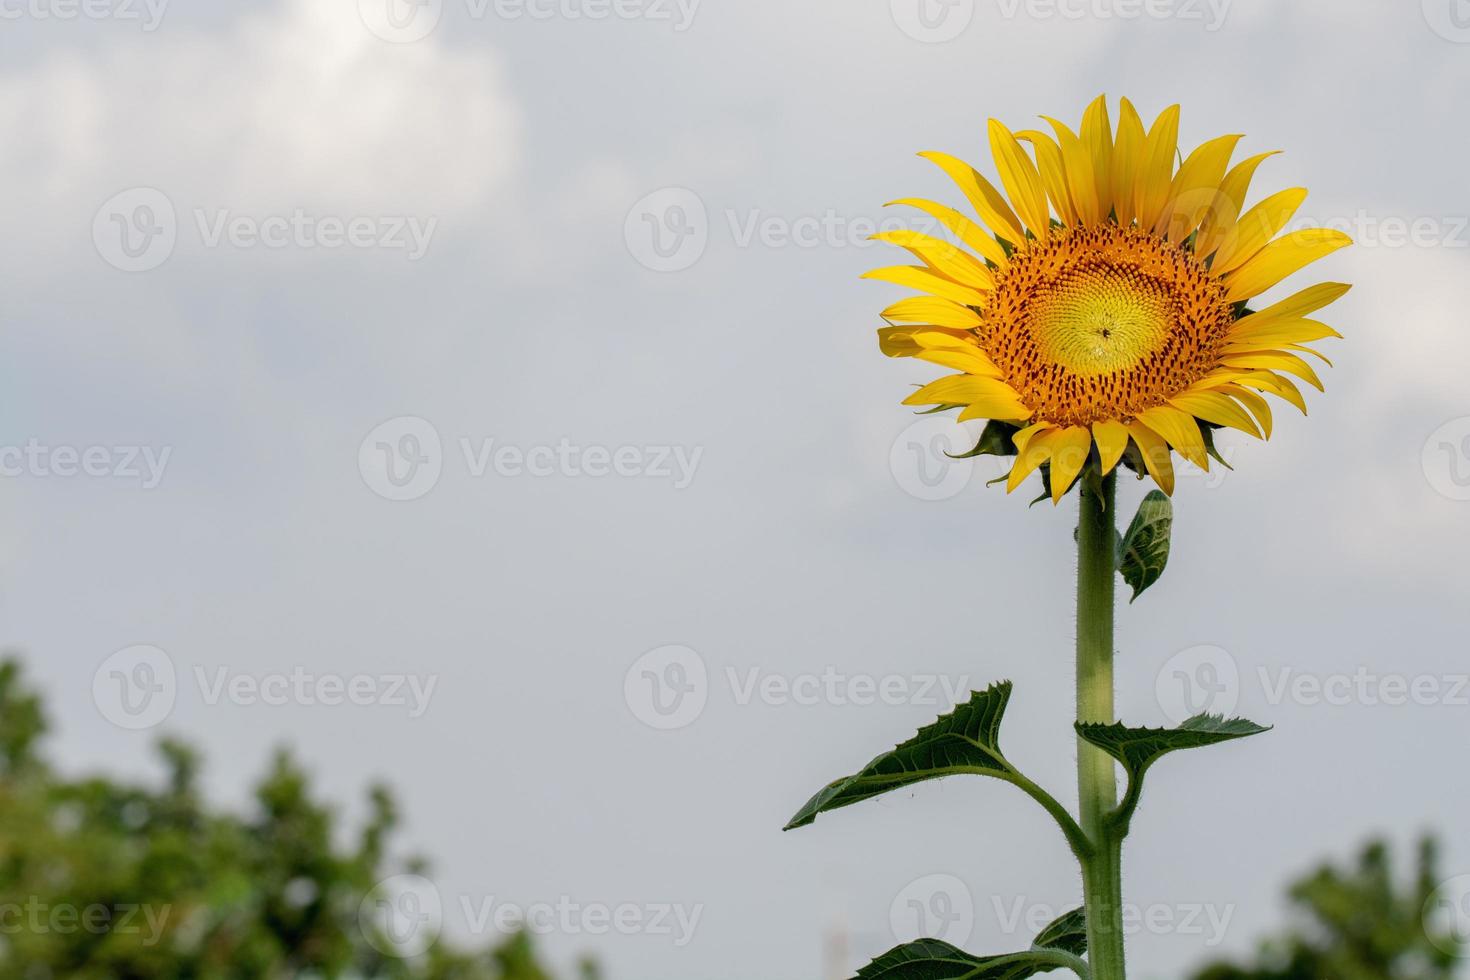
[871, 96, 1351, 502]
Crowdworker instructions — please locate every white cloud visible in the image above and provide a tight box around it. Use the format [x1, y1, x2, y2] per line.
[0, 0, 520, 249]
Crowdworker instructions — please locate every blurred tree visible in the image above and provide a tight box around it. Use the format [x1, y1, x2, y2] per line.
[1189, 836, 1459, 980]
[0, 655, 573, 979]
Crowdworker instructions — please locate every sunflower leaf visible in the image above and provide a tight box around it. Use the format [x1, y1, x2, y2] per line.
[852, 909, 1087, 980]
[948, 420, 1019, 459]
[783, 682, 1017, 831]
[1077, 715, 1270, 825]
[1116, 490, 1172, 601]
[1200, 424, 1234, 470]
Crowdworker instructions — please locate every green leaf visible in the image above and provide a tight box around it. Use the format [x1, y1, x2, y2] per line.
[915, 403, 965, 416]
[1199, 424, 1234, 470]
[1076, 714, 1270, 823]
[852, 909, 1086, 979]
[784, 682, 1016, 831]
[1116, 490, 1172, 602]
[947, 421, 1019, 459]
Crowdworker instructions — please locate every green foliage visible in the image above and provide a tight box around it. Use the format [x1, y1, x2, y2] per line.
[1115, 490, 1172, 602]
[855, 909, 1087, 980]
[0, 655, 568, 980]
[948, 421, 1020, 460]
[784, 682, 1018, 831]
[1076, 715, 1268, 829]
[1189, 837, 1459, 980]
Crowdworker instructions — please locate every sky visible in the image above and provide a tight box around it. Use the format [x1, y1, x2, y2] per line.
[2, 0, 1470, 977]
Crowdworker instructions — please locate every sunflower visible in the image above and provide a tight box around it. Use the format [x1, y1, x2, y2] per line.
[871, 96, 1351, 501]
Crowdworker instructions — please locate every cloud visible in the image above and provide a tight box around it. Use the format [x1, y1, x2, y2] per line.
[0, 0, 520, 262]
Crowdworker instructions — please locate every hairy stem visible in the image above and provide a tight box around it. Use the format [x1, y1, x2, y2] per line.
[1076, 470, 1126, 980]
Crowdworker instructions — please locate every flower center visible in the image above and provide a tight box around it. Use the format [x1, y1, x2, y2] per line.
[978, 225, 1235, 426]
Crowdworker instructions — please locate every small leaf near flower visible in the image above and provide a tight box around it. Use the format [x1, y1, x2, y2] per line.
[1117, 490, 1172, 601]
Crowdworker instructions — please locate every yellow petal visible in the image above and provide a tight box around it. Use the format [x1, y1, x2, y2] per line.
[1040, 116, 1099, 225]
[1218, 151, 1280, 215]
[1018, 128, 1079, 227]
[1214, 383, 1274, 439]
[988, 118, 1051, 239]
[903, 373, 1019, 407]
[1012, 420, 1055, 454]
[886, 198, 1010, 267]
[881, 296, 983, 329]
[957, 397, 1033, 423]
[863, 265, 988, 307]
[1223, 229, 1352, 303]
[1110, 98, 1146, 225]
[1194, 151, 1279, 259]
[1226, 315, 1342, 348]
[1221, 351, 1324, 390]
[1007, 429, 1059, 493]
[1169, 389, 1262, 438]
[1138, 405, 1209, 470]
[1048, 426, 1094, 504]
[1157, 134, 1242, 243]
[1126, 421, 1175, 496]
[877, 326, 922, 357]
[871, 230, 995, 289]
[1211, 187, 1309, 274]
[919, 151, 1026, 247]
[1080, 94, 1113, 220]
[1232, 370, 1307, 415]
[1232, 282, 1352, 331]
[914, 341, 1004, 379]
[1136, 104, 1181, 231]
[1091, 419, 1130, 474]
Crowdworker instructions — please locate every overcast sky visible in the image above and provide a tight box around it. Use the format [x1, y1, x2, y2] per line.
[3, 0, 1470, 977]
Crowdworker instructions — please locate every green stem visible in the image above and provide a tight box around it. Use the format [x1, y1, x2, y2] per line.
[1076, 470, 1126, 980]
